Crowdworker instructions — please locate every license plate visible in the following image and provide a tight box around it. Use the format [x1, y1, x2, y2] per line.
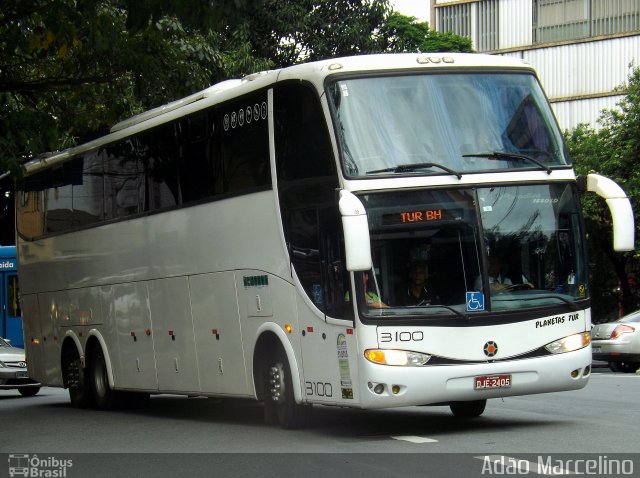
[474, 374, 511, 390]
[592, 347, 601, 354]
[16, 371, 28, 379]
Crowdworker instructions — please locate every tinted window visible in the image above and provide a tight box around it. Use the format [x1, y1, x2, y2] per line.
[73, 151, 104, 226]
[17, 88, 272, 239]
[139, 125, 180, 210]
[219, 93, 270, 194]
[274, 83, 346, 318]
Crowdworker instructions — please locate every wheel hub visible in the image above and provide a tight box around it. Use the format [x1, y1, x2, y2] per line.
[268, 363, 285, 403]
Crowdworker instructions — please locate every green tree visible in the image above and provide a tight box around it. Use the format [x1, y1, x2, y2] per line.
[242, 2, 472, 67]
[565, 66, 640, 319]
[379, 11, 472, 53]
[0, 0, 269, 176]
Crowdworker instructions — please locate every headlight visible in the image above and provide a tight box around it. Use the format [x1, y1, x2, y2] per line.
[364, 349, 431, 366]
[545, 332, 591, 354]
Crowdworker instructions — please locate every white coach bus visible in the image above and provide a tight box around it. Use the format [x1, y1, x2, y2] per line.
[14, 53, 634, 427]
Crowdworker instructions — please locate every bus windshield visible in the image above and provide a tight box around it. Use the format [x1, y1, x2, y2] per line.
[329, 73, 569, 178]
[354, 184, 587, 319]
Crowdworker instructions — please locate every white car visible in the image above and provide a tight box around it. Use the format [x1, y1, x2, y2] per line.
[0, 337, 40, 396]
[591, 310, 640, 373]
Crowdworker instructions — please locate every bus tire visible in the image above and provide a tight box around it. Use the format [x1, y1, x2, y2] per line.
[264, 348, 311, 429]
[89, 346, 123, 410]
[67, 357, 93, 408]
[450, 399, 487, 418]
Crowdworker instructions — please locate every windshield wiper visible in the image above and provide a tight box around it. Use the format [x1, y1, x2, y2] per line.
[367, 162, 462, 179]
[462, 151, 552, 175]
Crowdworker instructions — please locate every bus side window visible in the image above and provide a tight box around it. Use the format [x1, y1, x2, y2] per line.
[45, 160, 80, 232]
[72, 151, 104, 226]
[219, 94, 270, 194]
[104, 141, 144, 219]
[178, 113, 217, 203]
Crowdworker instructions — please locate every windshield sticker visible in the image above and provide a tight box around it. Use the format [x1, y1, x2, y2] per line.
[337, 333, 353, 399]
[466, 292, 485, 312]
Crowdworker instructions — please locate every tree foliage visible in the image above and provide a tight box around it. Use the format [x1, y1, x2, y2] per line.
[379, 11, 472, 53]
[0, 0, 269, 176]
[565, 66, 640, 319]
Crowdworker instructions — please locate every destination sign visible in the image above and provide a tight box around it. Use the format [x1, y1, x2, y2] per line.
[382, 208, 459, 226]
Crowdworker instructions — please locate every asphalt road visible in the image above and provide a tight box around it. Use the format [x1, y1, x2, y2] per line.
[1, 366, 638, 478]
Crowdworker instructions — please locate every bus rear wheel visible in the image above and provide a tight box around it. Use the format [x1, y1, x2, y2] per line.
[66, 357, 93, 408]
[89, 346, 123, 410]
[450, 399, 487, 418]
[263, 349, 310, 429]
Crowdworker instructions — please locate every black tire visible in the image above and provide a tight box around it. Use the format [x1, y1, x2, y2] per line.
[18, 386, 40, 397]
[263, 348, 311, 429]
[89, 346, 123, 410]
[67, 357, 93, 408]
[450, 399, 487, 418]
[609, 361, 639, 373]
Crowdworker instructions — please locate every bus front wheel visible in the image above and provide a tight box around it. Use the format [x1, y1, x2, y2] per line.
[263, 349, 311, 429]
[450, 399, 487, 418]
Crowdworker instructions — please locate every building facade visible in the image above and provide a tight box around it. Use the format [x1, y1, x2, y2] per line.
[429, 0, 640, 130]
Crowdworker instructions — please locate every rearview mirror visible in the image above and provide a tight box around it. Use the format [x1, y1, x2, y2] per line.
[580, 174, 635, 251]
[339, 190, 372, 271]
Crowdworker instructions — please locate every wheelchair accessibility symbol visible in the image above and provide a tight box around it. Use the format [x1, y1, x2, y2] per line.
[466, 292, 485, 312]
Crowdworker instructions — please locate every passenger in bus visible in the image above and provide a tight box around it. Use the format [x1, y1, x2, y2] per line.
[475, 254, 532, 293]
[402, 261, 440, 306]
[345, 272, 389, 309]
[474, 254, 512, 293]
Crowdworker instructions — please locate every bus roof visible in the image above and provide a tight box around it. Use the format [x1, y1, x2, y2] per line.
[18, 53, 533, 176]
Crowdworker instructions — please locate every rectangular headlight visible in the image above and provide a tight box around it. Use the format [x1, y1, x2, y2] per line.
[364, 349, 431, 366]
[545, 331, 591, 354]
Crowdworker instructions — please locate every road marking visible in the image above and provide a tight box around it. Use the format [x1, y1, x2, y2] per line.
[391, 435, 439, 444]
[475, 455, 575, 475]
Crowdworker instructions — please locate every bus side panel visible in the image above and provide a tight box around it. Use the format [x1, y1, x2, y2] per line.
[148, 277, 200, 393]
[190, 271, 250, 396]
[297, 301, 339, 405]
[21, 293, 47, 383]
[39, 291, 63, 386]
[237, 273, 301, 398]
[105, 282, 158, 391]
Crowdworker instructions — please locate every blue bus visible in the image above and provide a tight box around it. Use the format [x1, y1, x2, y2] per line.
[0, 246, 22, 348]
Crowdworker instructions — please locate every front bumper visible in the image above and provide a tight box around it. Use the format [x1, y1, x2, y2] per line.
[358, 346, 592, 409]
[0, 368, 41, 390]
